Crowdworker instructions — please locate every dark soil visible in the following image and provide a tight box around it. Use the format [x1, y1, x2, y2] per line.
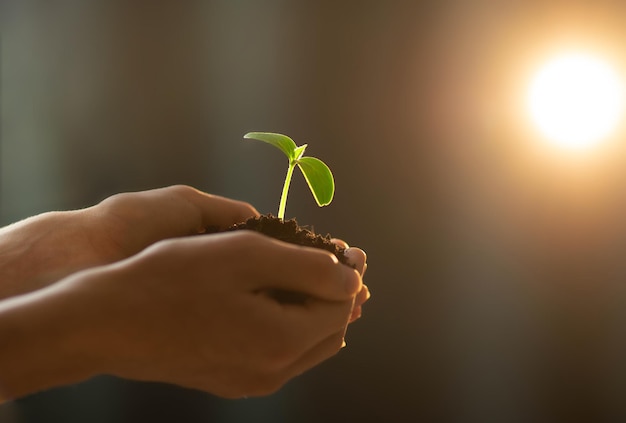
[205, 214, 349, 265]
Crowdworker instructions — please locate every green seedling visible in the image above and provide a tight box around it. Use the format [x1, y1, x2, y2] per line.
[244, 132, 335, 220]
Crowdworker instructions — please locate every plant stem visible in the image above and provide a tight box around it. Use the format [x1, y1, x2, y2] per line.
[278, 160, 297, 220]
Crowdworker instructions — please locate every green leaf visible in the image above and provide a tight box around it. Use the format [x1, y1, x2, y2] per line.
[297, 156, 335, 206]
[244, 132, 297, 161]
[293, 144, 308, 160]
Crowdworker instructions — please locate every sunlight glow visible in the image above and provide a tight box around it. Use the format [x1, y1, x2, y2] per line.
[527, 52, 625, 150]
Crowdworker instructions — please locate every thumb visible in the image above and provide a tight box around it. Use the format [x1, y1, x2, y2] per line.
[181, 189, 260, 230]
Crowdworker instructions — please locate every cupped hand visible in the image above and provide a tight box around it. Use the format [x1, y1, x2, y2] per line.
[75, 230, 363, 398]
[0, 185, 258, 298]
[88, 184, 259, 261]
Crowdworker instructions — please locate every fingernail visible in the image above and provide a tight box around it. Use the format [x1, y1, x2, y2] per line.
[341, 340, 347, 348]
[345, 248, 367, 276]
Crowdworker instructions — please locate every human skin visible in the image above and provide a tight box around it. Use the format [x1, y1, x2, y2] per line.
[0, 185, 369, 401]
[0, 185, 262, 299]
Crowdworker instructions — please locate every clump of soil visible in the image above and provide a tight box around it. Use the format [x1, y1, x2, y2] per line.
[205, 214, 349, 266]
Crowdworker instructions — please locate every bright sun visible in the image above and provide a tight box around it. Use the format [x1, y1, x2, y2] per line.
[527, 52, 625, 150]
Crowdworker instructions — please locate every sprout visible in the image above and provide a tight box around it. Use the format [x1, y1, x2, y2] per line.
[244, 132, 335, 220]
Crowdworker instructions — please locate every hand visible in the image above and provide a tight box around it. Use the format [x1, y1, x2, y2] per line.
[91, 185, 259, 260]
[331, 238, 369, 324]
[0, 230, 364, 400]
[100, 230, 363, 398]
[0, 185, 258, 298]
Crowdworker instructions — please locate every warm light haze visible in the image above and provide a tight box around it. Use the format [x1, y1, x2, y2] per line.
[527, 52, 625, 150]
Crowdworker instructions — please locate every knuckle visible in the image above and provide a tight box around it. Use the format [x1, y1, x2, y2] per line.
[141, 237, 180, 259]
[150, 237, 175, 251]
[313, 245, 340, 265]
[166, 184, 197, 197]
[98, 192, 148, 223]
[239, 202, 260, 219]
[228, 230, 270, 252]
[311, 250, 342, 280]
[98, 191, 131, 210]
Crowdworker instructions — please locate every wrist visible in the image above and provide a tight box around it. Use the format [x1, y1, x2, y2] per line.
[0, 209, 119, 299]
[0, 272, 115, 400]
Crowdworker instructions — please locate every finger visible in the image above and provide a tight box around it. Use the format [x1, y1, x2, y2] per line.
[355, 284, 371, 307]
[344, 247, 367, 276]
[248, 235, 363, 302]
[282, 328, 347, 381]
[171, 185, 260, 229]
[349, 305, 362, 323]
[349, 285, 370, 323]
[98, 185, 259, 239]
[349, 286, 368, 322]
[251, 282, 354, 365]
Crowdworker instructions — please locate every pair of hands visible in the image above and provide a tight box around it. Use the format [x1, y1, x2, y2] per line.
[0, 185, 369, 400]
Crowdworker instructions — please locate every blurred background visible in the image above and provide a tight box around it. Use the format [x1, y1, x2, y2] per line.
[3, 1, 626, 422]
